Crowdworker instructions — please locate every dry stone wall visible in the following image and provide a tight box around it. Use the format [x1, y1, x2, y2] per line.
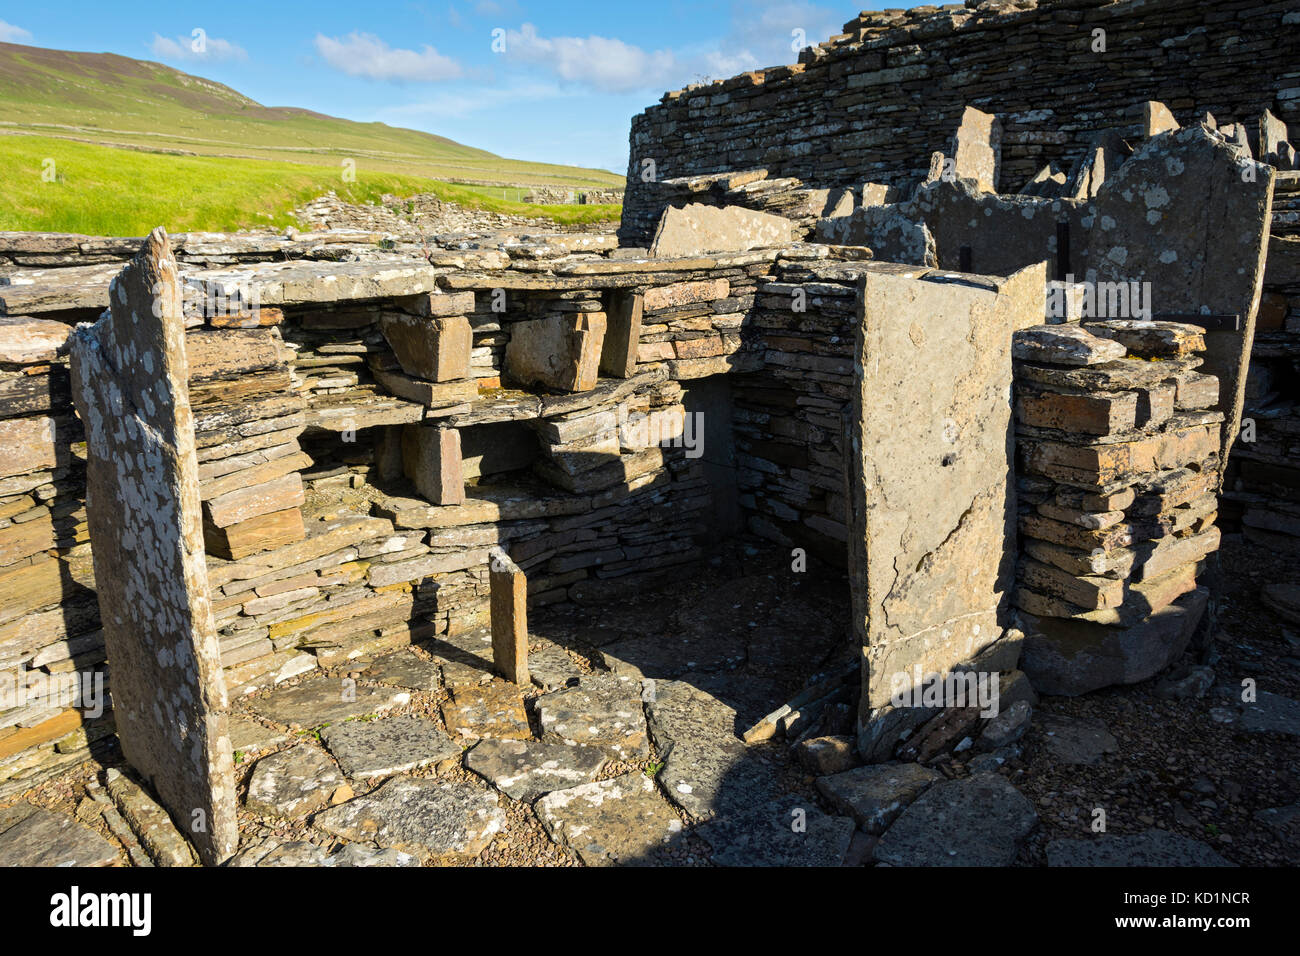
[0, 222, 1232, 788]
[620, 0, 1300, 245]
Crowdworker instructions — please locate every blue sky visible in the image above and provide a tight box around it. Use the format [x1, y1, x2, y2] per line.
[0, 1, 896, 175]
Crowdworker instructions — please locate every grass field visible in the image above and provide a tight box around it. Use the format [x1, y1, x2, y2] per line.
[0, 134, 622, 235]
[0, 41, 624, 235]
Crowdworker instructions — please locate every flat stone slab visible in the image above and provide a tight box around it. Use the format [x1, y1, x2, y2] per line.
[873, 773, 1038, 866]
[227, 716, 291, 756]
[245, 743, 344, 819]
[248, 675, 409, 729]
[1013, 324, 1128, 366]
[816, 762, 943, 835]
[536, 674, 649, 760]
[362, 650, 441, 693]
[1038, 713, 1119, 765]
[424, 628, 495, 687]
[535, 772, 682, 866]
[0, 807, 120, 867]
[440, 682, 533, 741]
[1046, 830, 1234, 867]
[601, 630, 747, 680]
[1239, 692, 1300, 736]
[645, 679, 778, 819]
[321, 715, 461, 779]
[466, 738, 607, 802]
[314, 776, 505, 864]
[695, 796, 855, 867]
[230, 838, 420, 867]
[528, 642, 584, 692]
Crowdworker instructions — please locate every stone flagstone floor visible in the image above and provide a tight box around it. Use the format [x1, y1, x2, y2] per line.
[2, 535, 1298, 867]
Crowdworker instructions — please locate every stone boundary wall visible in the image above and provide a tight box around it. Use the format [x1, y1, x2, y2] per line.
[620, 0, 1300, 244]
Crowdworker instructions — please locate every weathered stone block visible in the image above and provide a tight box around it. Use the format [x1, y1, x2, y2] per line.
[204, 506, 306, 561]
[1016, 387, 1137, 436]
[379, 312, 472, 382]
[0, 316, 71, 365]
[504, 313, 607, 393]
[1021, 587, 1208, 696]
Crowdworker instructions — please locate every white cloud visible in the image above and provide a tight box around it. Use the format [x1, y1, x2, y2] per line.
[673, 1, 842, 84]
[381, 80, 569, 120]
[314, 32, 462, 82]
[149, 32, 248, 62]
[0, 20, 32, 43]
[502, 23, 675, 94]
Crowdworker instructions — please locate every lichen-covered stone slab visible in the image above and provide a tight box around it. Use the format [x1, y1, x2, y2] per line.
[644, 679, 776, 819]
[67, 228, 238, 864]
[227, 716, 291, 756]
[815, 762, 942, 834]
[230, 838, 420, 867]
[248, 675, 409, 729]
[186, 259, 444, 308]
[313, 776, 505, 864]
[695, 796, 855, 867]
[535, 772, 681, 866]
[1082, 125, 1274, 466]
[104, 768, 197, 866]
[1047, 830, 1232, 867]
[440, 681, 533, 741]
[361, 649, 441, 693]
[321, 715, 460, 779]
[873, 773, 1037, 866]
[465, 738, 607, 802]
[245, 743, 343, 819]
[649, 203, 796, 257]
[527, 642, 584, 692]
[1013, 324, 1128, 366]
[0, 807, 120, 867]
[814, 204, 935, 265]
[536, 674, 649, 759]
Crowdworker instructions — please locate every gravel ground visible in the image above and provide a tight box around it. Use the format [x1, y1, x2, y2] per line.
[1009, 533, 1300, 866]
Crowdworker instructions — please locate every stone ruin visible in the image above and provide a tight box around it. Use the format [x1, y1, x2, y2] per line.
[0, 0, 1297, 867]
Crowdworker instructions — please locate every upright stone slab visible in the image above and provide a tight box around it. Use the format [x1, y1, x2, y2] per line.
[68, 228, 238, 864]
[504, 313, 607, 392]
[599, 291, 643, 379]
[951, 106, 1001, 193]
[1083, 125, 1274, 469]
[489, 547, 529, 685]
[850, 267, 1017, 761]
[1143, 100, 1180, 137]
[402, 424, 464, 505]
[1259, 109, 1292, 169]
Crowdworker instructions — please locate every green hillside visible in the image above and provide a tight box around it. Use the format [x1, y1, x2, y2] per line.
[0, 42, 624, 235]
[0, 42, 624, 188]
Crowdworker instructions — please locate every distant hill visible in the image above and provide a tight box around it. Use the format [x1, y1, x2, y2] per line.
[0, 42, 624, 190]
